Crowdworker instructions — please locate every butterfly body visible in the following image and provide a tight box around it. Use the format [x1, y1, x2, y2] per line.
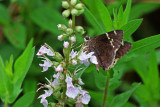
[85, 30, 132, 71]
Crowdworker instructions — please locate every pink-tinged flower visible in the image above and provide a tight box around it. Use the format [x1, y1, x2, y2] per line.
[37, 46, 48, 56]
[37, 46, 55, 56]
[38, 90, 53, 107]
[70, 36, 76, 42]
[70, 49, 78, 58]
[65, 75, 72, 85]
[39, 59, 53, 72]
[72, 60, 77, 65]
[63, 41, 69, 48]
[54, 64, 63, 72]
[58, 35, 63, 41]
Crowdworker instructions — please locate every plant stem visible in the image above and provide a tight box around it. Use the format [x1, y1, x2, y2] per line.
[102, 71, 110, 107]
[4, 94, 8, 107]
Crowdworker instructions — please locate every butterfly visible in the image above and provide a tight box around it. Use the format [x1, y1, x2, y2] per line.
[84, 30, 132, 71]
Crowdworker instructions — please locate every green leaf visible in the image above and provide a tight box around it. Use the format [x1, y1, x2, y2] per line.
[130, 3, 160, 20]
[117, 5, 124, 28]
[13, 92, 35, 107]
[147, 50, 159, 97]
[128, 34, 160, 56]
[0, 57, 8, 99]
[121, 19, 143, 41]
[96, 0, 113, 31]
[30, 7, 67, 35]
[4, 23, 27, 49]
[8, 39, 35, 103]
[122, 0, 132, 25]
[110, 83, 140, 107]
[84, 7, 105, 35]
[5, 55, 14, 78]
[0, 4, 10, 25]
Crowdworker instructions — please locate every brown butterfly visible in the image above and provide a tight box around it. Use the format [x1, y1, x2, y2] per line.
[84, 30, 132, 71]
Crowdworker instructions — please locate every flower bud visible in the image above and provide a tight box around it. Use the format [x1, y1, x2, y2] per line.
[62, 1, 69, 9]
[71, 0, 77, 6]
[75, 3, 84, 10]
[62, 9, 70, 18]
[68, 19, 72, 28]
[78, 8, 84, 15]
[75, 26, 85, 34]
[72, 60, 77, 65]
[57, 24, 67, 31]
[71, 8, 78, 16]
[55, 52, 63, 61]
[63, 41, 69, 48]
[58, 35, 63, 41]
[66, 28, 73, 35]
[70, 36, 76, 42]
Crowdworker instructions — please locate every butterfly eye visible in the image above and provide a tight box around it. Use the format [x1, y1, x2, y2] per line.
[84, 36, 90, 42]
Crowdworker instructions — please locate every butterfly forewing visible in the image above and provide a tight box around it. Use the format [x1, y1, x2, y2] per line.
[87, 30, 124, 71]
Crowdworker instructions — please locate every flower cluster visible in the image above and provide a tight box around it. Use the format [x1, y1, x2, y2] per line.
[37, 0, 98, 106]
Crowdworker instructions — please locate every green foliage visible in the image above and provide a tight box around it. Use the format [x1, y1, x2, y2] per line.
[0, 4, 10, 25]
[4, 23, 27, 49]
[13, 92, 35, 107]
[110, 83, 140, 107]
[0, 39, 35, 104]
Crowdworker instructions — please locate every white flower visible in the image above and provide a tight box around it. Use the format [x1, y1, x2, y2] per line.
[58, 35, 63, 41]
[66, 84, 80, 99]
[70, 36, 76, 42]
[77, 89, 91, 105]
[72, 60, 77, 65]
[81, 93, 91, 104]
[39, 59, 53, 72]
[90, 56, 98, 64]
[52, 72, 61, 87]
[63, 41, 69, 48]
[57, 24, 62, 29]
[70, 49, 78, 58]
[65, 75, 80, 99]
[37, 46, 55, 56]
[38, 90, 53, 107]
[78, 78, 84, 85]
[54, 64, 63, 72]
[78, 51, 98, 66]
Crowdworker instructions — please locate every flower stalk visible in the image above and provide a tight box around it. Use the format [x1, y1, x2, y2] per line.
[102, 71, 110, 107]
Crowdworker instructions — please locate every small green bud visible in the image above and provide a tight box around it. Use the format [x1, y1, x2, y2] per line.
[55, 52, 63, 61]
[75, 26, 85, 34]
[62, 9, 70, 18]
[68, 19, 72, 28]
[57, 24, 67, 31]
[71, 8, 78, 16]
[66, 28, 73, 35]
[75, 3, 84, 10]
[78, 8, 84, 15]
[71, 0, 77, 6]
[62, 1, 69, 9]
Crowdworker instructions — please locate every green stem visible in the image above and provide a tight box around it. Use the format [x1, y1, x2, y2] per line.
[102, 71, 110, 107]
[4, 94, 8, 107]
[72, 15, 75, 29]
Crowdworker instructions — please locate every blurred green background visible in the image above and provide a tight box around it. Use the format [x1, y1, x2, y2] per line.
[0, 0, 160, 107]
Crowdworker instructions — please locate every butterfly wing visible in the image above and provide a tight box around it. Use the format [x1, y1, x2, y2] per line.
[87, 30, 124, 71]
[115, 41, 132, 59]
